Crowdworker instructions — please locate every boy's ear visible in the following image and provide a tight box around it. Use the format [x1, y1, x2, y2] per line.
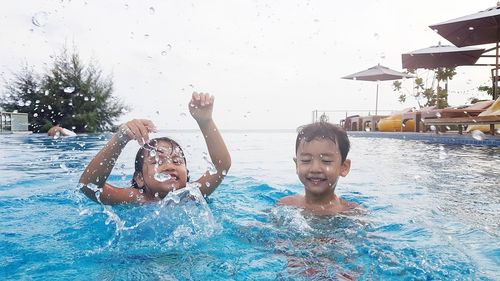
[293, 157, 298, 172]
[340, 159, 351, 177]
[134, 173, 145, 187]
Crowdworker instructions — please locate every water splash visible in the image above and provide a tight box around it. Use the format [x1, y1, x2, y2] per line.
[32, 12, 48, 27]
[471, 130, 485, 141]
[203, 152, 218, 175]
[64, 86, 75, 93]
[154, 172, 172, 182]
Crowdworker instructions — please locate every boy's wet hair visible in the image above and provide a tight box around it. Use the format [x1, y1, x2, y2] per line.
[295, 121, 350, 163]
[131, 137, 189, 188]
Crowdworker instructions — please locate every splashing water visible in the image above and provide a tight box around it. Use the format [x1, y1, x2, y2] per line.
[64, 86, 75, 93]
[32, 12, 48, 27]
[203, 152, 218, 175]
[471, 130, 485, 141]
[154, 172, 172, 182]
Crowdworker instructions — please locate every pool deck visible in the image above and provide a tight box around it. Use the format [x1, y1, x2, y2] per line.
[347, 131, 500, 146]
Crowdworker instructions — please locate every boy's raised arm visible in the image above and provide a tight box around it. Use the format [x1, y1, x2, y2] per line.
[79, 119, 156, 204]
[189, 92, 231, 196]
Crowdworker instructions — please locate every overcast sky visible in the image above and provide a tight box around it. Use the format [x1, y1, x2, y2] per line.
[0, 0, 497, 129]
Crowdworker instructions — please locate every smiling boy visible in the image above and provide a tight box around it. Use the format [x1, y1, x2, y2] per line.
[279, 122, 357, 215]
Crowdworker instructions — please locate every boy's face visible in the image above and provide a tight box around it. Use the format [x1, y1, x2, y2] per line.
[294, 138, 350, 195]
[136, 141, 188, 197]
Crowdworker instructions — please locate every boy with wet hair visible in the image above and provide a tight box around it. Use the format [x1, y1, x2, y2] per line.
[279, 122, 357, 214]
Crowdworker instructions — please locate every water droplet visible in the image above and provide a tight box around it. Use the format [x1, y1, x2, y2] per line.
[365, 127, 371, 132]
[206, 182, 211, 187]
[44, 90, 49, 96]
[430, 125, 436, 131]
[121, 108, 128, 113]
[161, 51, 168, 56]
[32, 12, 48, 27]
[59, 163, 69, 171]
[154, 173, 172, 182]
[446, 126, 451, 130]
[35, 100, 40, 104]
[203, 154, 218, 175]
[84, 96, 89, 101]
[468, 26, 474, 31]
[64, 86, 75, 93]
[471, 130, 485, 141]
[435, 112, 441, 118]
[33, 113, 38, 117]
[149, 149, 157, 157]
[149, 7, 155, 14]
[180, 112, 187, 117]
[47, 105, 52, 110]
[155, 110, 160, 115]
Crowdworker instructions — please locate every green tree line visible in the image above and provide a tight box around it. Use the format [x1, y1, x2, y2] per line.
[0, 49, 128, 133]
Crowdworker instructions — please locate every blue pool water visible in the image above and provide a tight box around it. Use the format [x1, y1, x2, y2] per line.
[1, 131, 499, 280]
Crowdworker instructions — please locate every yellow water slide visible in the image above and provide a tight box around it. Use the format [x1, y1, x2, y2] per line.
[377, 109, 415, 132]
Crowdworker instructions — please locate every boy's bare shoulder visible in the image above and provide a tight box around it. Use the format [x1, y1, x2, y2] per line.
[278, 194, 304, 207]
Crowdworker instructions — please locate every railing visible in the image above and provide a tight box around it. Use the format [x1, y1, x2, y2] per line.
[0, 112, 30, 133]
[311, 109, 396, 124]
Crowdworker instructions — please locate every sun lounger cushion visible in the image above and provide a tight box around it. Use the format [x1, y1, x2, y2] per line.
[466, 97, 500, 133]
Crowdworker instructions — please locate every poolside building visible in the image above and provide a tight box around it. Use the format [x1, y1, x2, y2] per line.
[0, 112, 31, 134]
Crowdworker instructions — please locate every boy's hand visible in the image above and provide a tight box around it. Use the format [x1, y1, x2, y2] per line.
[189, 92, 214, 124]
[117, 119, 157, 145]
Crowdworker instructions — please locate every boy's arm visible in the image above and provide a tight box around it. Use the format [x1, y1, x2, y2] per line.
[79, 119, 156, 204]
[189, 92, 231, 196]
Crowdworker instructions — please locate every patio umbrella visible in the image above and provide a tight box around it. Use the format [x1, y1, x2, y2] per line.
[402, 44, 485, 69]
[429, 4, 500, 98]
[342, 64, 414, 115]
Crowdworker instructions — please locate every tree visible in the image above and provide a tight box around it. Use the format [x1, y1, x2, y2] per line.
[0, 49, 129, 133]
[393, 67, 456, 109]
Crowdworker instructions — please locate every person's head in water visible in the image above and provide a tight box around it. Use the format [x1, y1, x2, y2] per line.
[131, 137, 189, 197]
[294, 122, 351, 195]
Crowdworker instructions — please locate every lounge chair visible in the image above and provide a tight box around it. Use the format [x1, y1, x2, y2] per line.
[420, 100, 494, 132]
[466, 97, 500, 134]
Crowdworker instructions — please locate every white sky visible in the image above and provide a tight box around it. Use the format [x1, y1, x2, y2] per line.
[0, 0, 497, 129]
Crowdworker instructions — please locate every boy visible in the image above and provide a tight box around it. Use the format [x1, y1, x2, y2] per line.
[279, 122, 356, 214]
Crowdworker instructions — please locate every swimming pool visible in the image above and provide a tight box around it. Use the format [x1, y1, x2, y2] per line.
[1, 131, 499, 280]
